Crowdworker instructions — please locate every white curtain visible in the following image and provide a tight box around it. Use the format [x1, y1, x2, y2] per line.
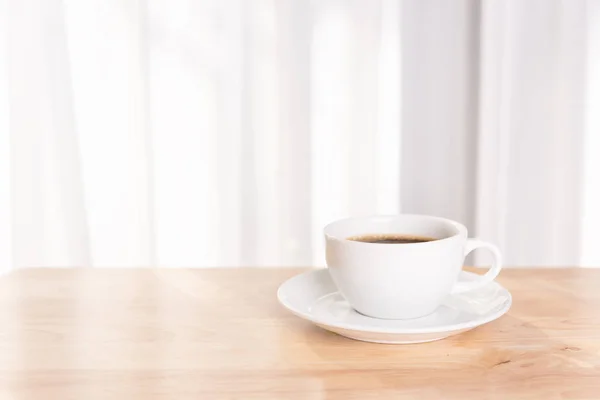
[1, 0, 599, 271]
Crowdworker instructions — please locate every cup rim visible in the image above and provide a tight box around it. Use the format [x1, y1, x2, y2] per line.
[323, 214, 467, 245]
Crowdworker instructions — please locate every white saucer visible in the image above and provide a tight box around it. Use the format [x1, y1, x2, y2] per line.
[277, 269, 512, 344]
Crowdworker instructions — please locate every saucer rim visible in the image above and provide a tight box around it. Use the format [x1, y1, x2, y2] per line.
[277, 268, 512, 334]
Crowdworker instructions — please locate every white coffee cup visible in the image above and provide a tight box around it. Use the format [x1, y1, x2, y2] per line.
[324, 215, 502, 319]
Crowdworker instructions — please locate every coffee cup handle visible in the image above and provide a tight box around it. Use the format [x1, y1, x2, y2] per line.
[451, 238, 503, 294]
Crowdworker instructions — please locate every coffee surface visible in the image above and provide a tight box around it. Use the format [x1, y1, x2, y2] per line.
[347, 234, 437, 244]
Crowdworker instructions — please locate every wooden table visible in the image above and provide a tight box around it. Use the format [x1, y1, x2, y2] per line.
[0, 268, 599, 399]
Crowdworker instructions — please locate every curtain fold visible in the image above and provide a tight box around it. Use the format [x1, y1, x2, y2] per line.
[476, 0, 591, 266]
[7, 0, 91, 268]
[1, 0, 599, 269]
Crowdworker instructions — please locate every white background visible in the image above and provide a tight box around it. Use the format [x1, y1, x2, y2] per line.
[2, 0, 600, 270]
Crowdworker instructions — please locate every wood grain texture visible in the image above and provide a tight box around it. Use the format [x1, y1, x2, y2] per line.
[0, 267, 599, 399]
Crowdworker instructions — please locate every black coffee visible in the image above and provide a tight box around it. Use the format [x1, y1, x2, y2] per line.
[347, 234, 437, 244]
